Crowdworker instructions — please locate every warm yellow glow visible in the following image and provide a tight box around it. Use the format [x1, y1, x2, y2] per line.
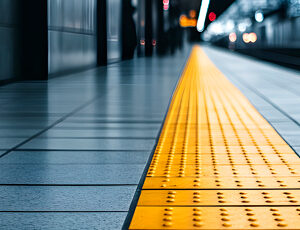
[243, 33, 250, 43]
[189, 10, 197, 19]
[243, 32, 257, 43]
[249, 32, 257, 43]
[179, 15, 197, 28]
[229, 32, 237, 42]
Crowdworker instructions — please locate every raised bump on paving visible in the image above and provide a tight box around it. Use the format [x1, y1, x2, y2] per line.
[129, 46, 300, 229]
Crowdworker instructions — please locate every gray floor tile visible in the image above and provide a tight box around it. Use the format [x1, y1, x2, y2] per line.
[294, 147, 300, 156]
[40, 129, 159, 138]
[0, 138, 25, 149]
[0, 186, 136, 211]
[64, 116, 163, 123]
[271, 122, 300, 136]
[0, 212, 127, 230]
[0, 151, 150, 164]
[0, 164, 145, 184]
[203, 46, 300, 151]
[283, 135, 300, 147]
[54, 122, 161, 129]
[258, 108, 290, 122]
[0, 129, 40, 138]
[20, 138, 156, 151]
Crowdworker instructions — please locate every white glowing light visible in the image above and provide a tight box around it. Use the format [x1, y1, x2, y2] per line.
[255, 11, 264, 23]
[210, 22, 223, 35]
[197, 0, 211, 32]
[226, 20, 235, 31]
[238, 23, 246, 32]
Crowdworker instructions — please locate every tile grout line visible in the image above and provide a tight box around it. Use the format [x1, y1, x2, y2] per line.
[0, 90, 113, 159]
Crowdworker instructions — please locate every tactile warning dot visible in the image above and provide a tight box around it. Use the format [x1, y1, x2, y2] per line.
[147, 164, 300, 177]
[143, 177, 300, 189]
[129, 207, 300, 229]
[138, 190, 300, 206]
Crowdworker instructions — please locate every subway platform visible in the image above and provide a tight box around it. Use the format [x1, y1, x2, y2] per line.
[0, 46, 300, 229]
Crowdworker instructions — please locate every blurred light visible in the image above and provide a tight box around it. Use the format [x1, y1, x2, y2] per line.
[140, 40, 145, 46]
[243, 32, 257, 43]
[255, 11, 264, 23]
[245, 18, 252, 27]
[229, 32, 237, 42]
[197, 0, 211, 32]
[243, 33, 250, 43]
[152, 40, 157, 46]
[180, 15, 197, 27]
[189, 10, 197, 19]
[226, 20, 235, 31]
[163, 0, 169, 11]
[208, 12, 216, 22]
[202, 32, 211, 41]
[238, 23, 246, 32]
[209, 22, 223, 35]
[249, 32, 257, 43]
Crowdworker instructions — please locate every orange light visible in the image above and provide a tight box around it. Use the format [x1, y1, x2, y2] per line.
[229, 32, 237, 43]
[179, 15, 197, 28]
[189, 10, 197, 19]
[243, 33, 250, 43]
[243, 32, 257, 43]
[249, 32, 257, 43]
[140, 40, 145, 46]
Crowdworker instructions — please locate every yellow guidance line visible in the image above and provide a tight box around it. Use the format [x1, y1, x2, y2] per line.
[129, 46, 300, 229]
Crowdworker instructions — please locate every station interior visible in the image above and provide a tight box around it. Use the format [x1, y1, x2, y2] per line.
[0, 0, 300, 229]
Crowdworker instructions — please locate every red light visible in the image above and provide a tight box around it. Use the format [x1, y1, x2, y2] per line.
[208, 12, 216, 22]
[152, 40, 157, 46]
[163, 0, 169, 10]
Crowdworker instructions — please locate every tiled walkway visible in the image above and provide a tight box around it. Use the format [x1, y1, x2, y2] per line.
[0, 46, 299, 229]
[0, 50, 189, 229]
[203, 46, 300, 155]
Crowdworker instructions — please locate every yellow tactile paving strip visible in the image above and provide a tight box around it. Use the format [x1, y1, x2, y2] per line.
[129, 46, 300, 229]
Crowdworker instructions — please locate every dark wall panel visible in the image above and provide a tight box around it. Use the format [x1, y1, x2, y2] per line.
[107, 0, 121, 62]
[48, 0, 97, 75]
[0, 0, 20, 81]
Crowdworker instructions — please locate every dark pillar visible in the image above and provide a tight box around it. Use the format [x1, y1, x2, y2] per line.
[20, 0, 48, 80]
[145, 0, 153, 56]
[97, 0, 107, 66]
[155, 0, 166, 55]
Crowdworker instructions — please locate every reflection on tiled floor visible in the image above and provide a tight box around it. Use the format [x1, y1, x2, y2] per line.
[0, 50, 189, 229]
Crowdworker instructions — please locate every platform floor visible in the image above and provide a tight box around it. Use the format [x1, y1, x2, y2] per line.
[0, 45, 299, 229]
[129, 46, 300, 229]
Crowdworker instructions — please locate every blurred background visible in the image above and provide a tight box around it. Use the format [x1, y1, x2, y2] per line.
[0, 0, 299, 85]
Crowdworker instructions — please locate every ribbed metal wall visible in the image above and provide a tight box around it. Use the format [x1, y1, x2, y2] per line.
[107, 0, 122, 62]
[48, 0, 97, 75]
[0, 0, 20, 81]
